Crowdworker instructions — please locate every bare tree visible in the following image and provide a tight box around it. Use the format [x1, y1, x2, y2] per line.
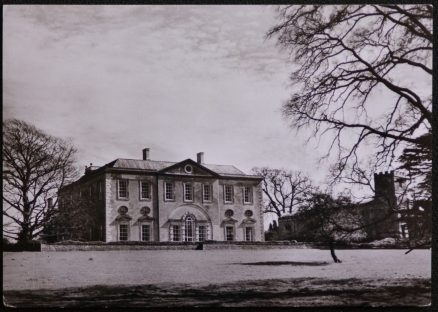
[3, 119, 78, 243]
[296, 192, 367, 263]
[268, 5, 432, 181]
[252, 167, 315, 218]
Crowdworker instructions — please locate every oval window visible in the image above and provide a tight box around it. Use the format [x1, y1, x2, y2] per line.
[184, 165, 193, 173]
[225, 209, 234, 217]
[140, 206, 151, 216]
[118, 206, 128, 215]
[244, 210, 253, 217]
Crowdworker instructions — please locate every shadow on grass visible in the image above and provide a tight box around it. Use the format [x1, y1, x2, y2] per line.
[238, 261, 329, 266]
[3, 278, 430, 308]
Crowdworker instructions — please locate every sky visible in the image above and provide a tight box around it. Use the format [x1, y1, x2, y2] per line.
[4, 5, 332, 180]
[3, 5, 432, 231]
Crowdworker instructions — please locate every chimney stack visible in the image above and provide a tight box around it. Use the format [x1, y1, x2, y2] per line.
[197, 152, 204, 164]
[142, 148, 150, 160]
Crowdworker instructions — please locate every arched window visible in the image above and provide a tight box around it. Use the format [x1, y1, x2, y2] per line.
[185, 216, 195, 242]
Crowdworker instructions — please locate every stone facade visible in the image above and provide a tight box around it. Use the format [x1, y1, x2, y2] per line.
[58, 149, 264, 242]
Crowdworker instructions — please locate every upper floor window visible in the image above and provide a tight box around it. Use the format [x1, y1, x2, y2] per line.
[117, 179, 128, 199]
[165, 182, 175, 201]
[224, 185, 233, 203]
[203, 184, 212, 202]
[140, 181, 151, 200]
[184, 183, 193, 202]
[243, 186, 253, 204]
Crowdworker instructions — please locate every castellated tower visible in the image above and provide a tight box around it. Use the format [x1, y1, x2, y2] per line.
[373, 171, 396, 207]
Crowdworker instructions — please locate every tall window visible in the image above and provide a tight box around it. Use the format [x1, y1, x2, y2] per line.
[184, 183, 193, 202]
[203, 184, 211, 202]
[118, 180, 128, 199]
[244, 227, 254, 241]
[119, 224, 128, 241]
[140, 181, 151, 200]
[198, 225, 206, 242]
[225, 226, 234, 241]
[165, 182, 174, 201]
[243, 186, 252, 204]
[224, 185, 233, 203]
[141, 224, 150, 241]
[185, 216, 194, 241]
[98, 181, 103, 200]
[172, 225, 180, 241]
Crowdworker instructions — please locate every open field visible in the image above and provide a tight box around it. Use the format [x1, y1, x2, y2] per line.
[3, 249, 431, 307]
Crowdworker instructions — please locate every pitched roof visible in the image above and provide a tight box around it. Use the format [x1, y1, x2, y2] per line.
[111, 158, 175, 171]
[103, 158, 258, 178]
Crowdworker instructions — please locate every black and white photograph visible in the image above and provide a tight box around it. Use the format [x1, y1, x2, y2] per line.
[2, 3, 433, 308]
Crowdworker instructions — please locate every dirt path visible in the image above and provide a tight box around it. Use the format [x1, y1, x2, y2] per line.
[3, 277, 431, 307]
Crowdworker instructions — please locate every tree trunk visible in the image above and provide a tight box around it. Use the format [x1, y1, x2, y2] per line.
[17, 226, 32, 244]
[329, 240, 342, 263]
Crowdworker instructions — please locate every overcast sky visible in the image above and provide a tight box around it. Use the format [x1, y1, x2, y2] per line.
[4, 5, 334, 182]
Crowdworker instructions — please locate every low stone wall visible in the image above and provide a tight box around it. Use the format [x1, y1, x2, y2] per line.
[203, 242, 312, 250]
[41, 244, 197, 251]
[41, 241, 314, 252]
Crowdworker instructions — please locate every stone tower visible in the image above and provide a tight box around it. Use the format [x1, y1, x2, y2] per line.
[374, 171, 396, 207]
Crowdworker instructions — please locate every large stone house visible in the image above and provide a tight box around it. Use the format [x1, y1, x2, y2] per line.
[277, 171, 402, 242]
[57, 149, 264, 242]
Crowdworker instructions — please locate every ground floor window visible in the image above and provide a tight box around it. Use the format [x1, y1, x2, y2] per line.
[225, 226, 234, 241]
[244, 227, 254, 241]
[119, 223, 129, 241]
[172, 225, 181, 241]
[141, 224, 151, 241]
[198, 225, 206, 242]
[169, 216, 210, 242]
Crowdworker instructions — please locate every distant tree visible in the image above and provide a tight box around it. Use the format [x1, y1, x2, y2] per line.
[272, 220, 279, 231]
[268, 223, 273, 232]
[252, 167, 315, 218]
[3, 119, 78, 243]
[46, 194, 102, 242]
[398, 131, 432, 201]
[296, 192, 366, 263]
[268, 5, 432, 181]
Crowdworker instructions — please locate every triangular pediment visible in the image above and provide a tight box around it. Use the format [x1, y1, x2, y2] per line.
[158, 159, 219, 177]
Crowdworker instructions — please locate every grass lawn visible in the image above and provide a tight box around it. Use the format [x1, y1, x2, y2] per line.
[3, 248, 431, 307]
